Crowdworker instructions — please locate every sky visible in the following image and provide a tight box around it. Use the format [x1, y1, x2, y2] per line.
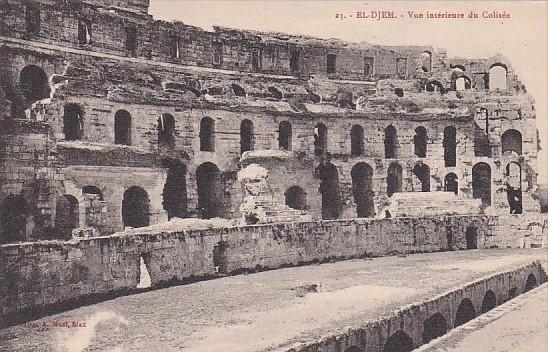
[148, 0, 547, 183]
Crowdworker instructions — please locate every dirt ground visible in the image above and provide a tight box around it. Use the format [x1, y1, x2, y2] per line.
[0, 249, 545, 352]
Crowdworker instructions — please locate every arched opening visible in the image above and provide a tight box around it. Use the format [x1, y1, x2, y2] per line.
[422, 313, 448, 343]
[351, 162, 375, 217]
[268, 86, 282, 100]
[232, 84, 246, 97]
[444, 173, 458, 195]
[454, 298, 476, 327]
[20, 65, 50, 103]
[290, 49, 300, 73]
[279, 121, 292, 151]
[318, 163, 340, 219]
[421, 51, 432, 72]
[327, 54, 337, 74]
[414, 126, 427, 157]
[412, 163, 430, 192]
[501, 129, 522, 155]
[162, 160, 187, 219]
[351, 125, 365, 156]
[472, 162, 491, 206]
[524, 273, 537, 292]
[82, 186, 103, 201]
[25, 3, 41, 35]
[489, 64, 507, 90]
[474, 109, 490, 157]
[136, 253, 151, 289]
[114, 110, 132, 145]
[465, 226, 478, 249]
[455, 76, 471, 91]
[55, 195, 79, 239]
[383, 330, 413, 352]
[125, 25, 138, 53]
[199, 117, 215, 152]
[443, 126, 457, 167]
[425, 81, 444, 94]
[63, 104, 83, 141]
[196, 162, 224, 219]
[506, 162, 522, 214]
[384, 125, 397, 159]
[0, 195, 29, 244]
[284, 186, 306, 210]
[158, 113, 176, 149]
[122, 187, 150, 228]
[387, 162, 403, 197]
[78, 18, 92, 44]
[364, 57, 374, 78]
[344, 347, 363, 352]
[314, 123, 328, 155]
[240, 119, 254, 154]
[481, 290, 497, 313]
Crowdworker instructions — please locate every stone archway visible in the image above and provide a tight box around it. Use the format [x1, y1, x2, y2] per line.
[318, 163, 340, 219]
[455, 298, 476, 327]
[351, 162, 375, 217]
[122, 186, 150, 228]
[196, 162, 224, 219]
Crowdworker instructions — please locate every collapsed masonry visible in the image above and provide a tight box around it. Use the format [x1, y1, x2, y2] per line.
[0, 0, 542, 243]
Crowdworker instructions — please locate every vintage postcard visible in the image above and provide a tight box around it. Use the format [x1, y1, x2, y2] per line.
[0, 1, 546, 351]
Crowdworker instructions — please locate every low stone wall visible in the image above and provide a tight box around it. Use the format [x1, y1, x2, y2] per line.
[490, 214, 548, 248]
[0, 214, 494, 327]
[292, 261, 546, 352]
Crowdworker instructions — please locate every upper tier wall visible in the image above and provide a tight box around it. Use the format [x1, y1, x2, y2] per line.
[0, 0, 521, 89]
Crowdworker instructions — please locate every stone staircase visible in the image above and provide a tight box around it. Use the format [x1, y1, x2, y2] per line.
[381, 191, 483, 218]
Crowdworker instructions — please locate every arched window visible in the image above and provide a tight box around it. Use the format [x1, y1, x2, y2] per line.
[425, 81, 444, 94]
[414, 126, 427, 157]
[25, 3, 41, 35]
[122, 186, 149, 228]
[240, 119, 254, 154]
[489, 64, 507, 90]
[501, 129, 522, 155]
[62, 104, 84, 141]
[114, 110, 132, 145]
[412, 163, 430, 192]
[318, 163, 340, 219]
[472, 162, 491, 206]
[314, 123, 328, 155]
[55, 195, 79, 239]
[474, 108, 490, 157]
[162, 160, 187, 219]
[351, 125, 365, 156]
[158, 113, 175, 149]
[454, 298, 476, 327]
[0, 195, 29, 244]
[455, 76, 471, 91]
[444, 173, 458, 195]
[351, 163, 375, 217]
[199, 117, 215, 152]
[125, 25, 138, 53]
[284, 186, 306, 210]
[443, 126, 457, 167]
[384, 125, 397, 159]
[279, 121, 292, 151]
[421, 51, 432, 72]
[78, 18, 92, 44]
[20, 65, 50, 103]
[196, 162, 224, 219]
[387, 162, 402, 197]
[506, 162, 522, 214]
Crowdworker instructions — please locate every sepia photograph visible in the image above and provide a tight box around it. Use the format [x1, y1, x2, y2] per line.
[0, 0, 547, 351]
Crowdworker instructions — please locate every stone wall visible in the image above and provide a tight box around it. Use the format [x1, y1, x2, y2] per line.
[0, 215, 490, 327]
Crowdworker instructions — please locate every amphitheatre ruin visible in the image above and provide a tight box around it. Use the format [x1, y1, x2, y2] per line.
[0, 1, 546, 351]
